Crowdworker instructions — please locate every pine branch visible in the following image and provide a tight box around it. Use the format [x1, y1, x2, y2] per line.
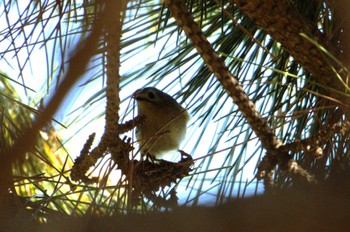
[1, 9, 103, 202]
[70, 1, 194, 208]
[164, 0, 316, 187]
[230, 0, 348, 103]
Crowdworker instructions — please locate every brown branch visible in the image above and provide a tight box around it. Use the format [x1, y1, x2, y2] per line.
[69, 1, 193, 207]
[164, 0, 280, 151]
[70, 133, 110, 184]
[230, 0, 348, 102]
[0, 12, 103, 202]
[164, 0, 315, 185]
[104, 1, 122, 142]
[69, 0, 129, 183]
[280, 121, 350, 156]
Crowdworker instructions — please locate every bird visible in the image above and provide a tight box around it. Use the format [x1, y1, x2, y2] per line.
[133, 87, 189, 159]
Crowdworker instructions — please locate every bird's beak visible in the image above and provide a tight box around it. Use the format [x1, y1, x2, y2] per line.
[132, 89, 143, 101]
[132, 89, 140, 99]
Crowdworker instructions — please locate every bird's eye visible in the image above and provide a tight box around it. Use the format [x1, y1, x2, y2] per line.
[148, 91, 155, 99]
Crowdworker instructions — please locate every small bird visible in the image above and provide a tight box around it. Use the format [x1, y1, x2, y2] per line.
[133, 87, 189, 159]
